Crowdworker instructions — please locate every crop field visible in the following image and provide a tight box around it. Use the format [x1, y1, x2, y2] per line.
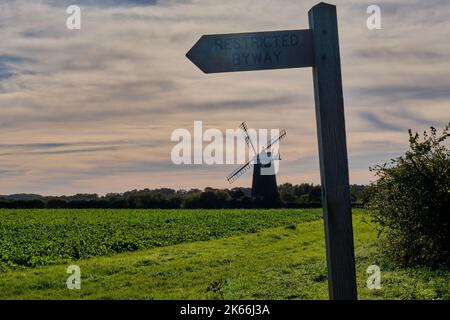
[0, 209, 449, 300]
[0, 209, 321, 270]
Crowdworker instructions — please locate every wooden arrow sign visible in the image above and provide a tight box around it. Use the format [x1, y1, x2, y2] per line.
[186, 29, 314, 73]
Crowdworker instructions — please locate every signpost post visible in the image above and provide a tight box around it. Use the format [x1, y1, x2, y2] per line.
[186, 2, 358, 300]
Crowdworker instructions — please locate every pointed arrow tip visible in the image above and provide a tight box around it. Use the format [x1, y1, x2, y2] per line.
[185, 42, 207, 74]
[185, 48, 193, 61]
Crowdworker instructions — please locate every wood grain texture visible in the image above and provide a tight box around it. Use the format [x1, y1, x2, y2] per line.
[308, 2, 358, 300]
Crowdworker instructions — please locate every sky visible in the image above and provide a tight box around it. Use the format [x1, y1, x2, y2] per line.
[0, 0, 449, 195]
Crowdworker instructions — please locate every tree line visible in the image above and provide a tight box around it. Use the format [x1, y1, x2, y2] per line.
[0, 183, 369, 209]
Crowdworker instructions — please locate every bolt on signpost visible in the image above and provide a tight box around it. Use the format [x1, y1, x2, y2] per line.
[186, 2, 357, 300]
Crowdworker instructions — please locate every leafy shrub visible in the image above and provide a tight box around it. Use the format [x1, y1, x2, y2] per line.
[368, 124, 450, 267]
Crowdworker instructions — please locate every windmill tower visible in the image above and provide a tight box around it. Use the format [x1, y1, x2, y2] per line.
[227, 122, 287, 207]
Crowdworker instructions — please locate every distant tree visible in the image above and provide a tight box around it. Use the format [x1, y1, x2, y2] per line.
[349, 185, 369, 206]
[229, 188, 245, 199]
[16, 199, 45, 208]
[215, 190, 232, 208]
[46, 199, 68, 208]
[280, 192, 297, 203]
[104, 193, 128, 208]
[278, 183, 296, 202]
[239, 195, 253, 208]
[167, 195, 182, 208]
[368, 124, 450, 267]
[0, 182, 368, 209]
[298, 194, 310, 204]
[199, 191, 219, 209]
[182, 191, 202, 209]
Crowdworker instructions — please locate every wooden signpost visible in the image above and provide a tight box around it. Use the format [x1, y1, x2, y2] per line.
[186, 2, 358, 300]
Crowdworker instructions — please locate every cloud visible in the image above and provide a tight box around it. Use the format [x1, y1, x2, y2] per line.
[179, 95, 298, 111]
[0, 146, 119, 157]
[0, 54, 30, 80]
[356, 85, 450, 103]
[0, 0, 449, 194]
[360, 112, 404, 132]
[47, 0, 159, 8]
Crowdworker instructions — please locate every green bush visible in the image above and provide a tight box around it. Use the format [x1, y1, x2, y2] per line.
[368, 123, 450, 267]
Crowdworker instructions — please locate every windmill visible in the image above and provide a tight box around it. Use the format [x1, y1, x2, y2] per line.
[227, 122, 286, 207]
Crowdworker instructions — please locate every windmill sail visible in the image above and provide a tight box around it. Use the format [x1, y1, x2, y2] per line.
[261, 129, 286, 152]
[239, 122, 257, 155]
[227, 160, 252, 183]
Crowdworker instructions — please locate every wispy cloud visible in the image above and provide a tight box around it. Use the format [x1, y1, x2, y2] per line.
[0, 146, 119, 157]
[46, 0, 160, 8]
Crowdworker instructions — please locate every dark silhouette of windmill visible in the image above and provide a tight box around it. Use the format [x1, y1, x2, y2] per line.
[227, 122, 286, 207]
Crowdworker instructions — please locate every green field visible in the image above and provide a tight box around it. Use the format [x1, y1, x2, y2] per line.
[0, 209, 448, 299]
[0, 209, 322, 269]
